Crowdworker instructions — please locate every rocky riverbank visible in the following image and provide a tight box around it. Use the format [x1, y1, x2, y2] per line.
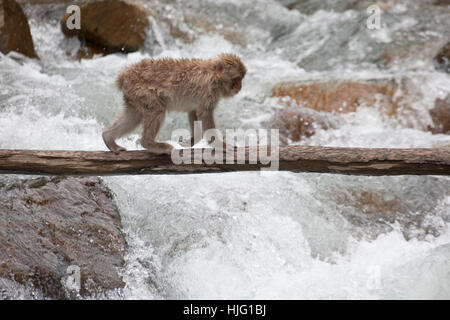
[0, 176, 126, 299]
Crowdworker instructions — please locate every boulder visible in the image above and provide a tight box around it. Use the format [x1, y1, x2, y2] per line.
[0, 0, 38, 58]
[0, 176, 126, 299]
[433, 0, 450, 5]
[278, 0, 359, 14]
[271, 80, 421, 142]
[279, 111, 316, 142]
[377, 39, 444, 69]
[75, 42, 107, 59]
[273, 81, 400, 114]
[434, 42, 450, 73]
[61, 0, 149, 54]
[321, 177, 450, 240]
[428, 94, 450, 134]
[267, 110, 322, 145]
[184, 14, 246, 46]
[168, 14, 247, 47]
[17, 0, 71, 3]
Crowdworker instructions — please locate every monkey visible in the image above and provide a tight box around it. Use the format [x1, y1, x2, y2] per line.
[102, 53, 247, 154]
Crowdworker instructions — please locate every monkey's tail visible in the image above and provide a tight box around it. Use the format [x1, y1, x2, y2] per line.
[115, 72, 125, 91]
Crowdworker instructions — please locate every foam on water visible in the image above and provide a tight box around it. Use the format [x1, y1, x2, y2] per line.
[105, 172, 450, 299]
[1, 0, 449, 299]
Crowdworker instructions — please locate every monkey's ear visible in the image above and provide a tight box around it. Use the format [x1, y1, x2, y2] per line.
[215, 62, 224, 73]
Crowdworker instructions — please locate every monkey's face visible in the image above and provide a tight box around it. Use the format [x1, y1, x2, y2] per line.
[230, 76, 243, 95]
[215, 54, 247, 97]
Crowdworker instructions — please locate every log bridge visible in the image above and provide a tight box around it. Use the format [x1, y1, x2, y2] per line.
[0, 146, 449, 176]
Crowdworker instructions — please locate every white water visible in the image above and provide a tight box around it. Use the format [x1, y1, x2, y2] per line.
[1, 0, 449, 299]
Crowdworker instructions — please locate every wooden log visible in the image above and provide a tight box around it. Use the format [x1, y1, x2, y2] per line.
[0, 147, 449, 176]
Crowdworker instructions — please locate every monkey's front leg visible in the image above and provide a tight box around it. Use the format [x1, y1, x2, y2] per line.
[141, 110, 173, 155]
[196, 107, 231, 150]
[182, 110, 197, 147]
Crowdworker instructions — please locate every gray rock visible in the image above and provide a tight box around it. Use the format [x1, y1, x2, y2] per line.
[435, 42, 450, 73]
[0, 176, 126, 299]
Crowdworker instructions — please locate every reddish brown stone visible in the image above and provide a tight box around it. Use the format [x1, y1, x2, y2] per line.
[428, 94, 450, 134]
[272, 111, 320, 144]
[273, 81, 400, 114]
[433, 0, 450, 5]
[0, 0, 38, 58]
[75, 42, 107, 59]
[61, 0, 149, 54]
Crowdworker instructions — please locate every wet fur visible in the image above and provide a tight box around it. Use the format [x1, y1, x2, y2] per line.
[103, 53, 246, 154]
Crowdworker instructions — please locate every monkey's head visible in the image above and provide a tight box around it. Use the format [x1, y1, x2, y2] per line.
[214, 53, 247, 97]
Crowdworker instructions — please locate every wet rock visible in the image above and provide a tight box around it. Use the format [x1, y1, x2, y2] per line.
[433, 0, 450, 5]
[271, 80, 426, 141]
[363, 1, 394, 10]
[271, 81, 408, 143]
[319, 176, 450, 240]
[332, 187, 442, 240]
[275, 1, 449, 71]
[0, 0, 38, 58]
[61, 0, 149, 54]
[279, 0, 412, 13]
[377, 39, 445, 69]
[279, 111, 316, 142]
[434, 42, 450, 73]
[267, 110, 325, 145]
[0, 176, 126, 299]
[17, 0, 71, 3]
[168, 14, 247, 47]
[184, 14, 246, 46]
[75, 42, 107, 59]
[273, 81, 401, 114]
[277, 0, 359, 14]
[428, 94, 450, 134]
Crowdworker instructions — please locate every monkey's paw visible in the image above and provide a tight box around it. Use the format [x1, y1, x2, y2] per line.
[179, 137, 195, 148]
[111, 146, 127, 154]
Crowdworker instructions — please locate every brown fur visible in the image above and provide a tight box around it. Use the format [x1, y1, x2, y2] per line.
[103, 53, 247, 154]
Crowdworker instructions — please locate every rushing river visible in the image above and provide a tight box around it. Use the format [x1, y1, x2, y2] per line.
[1, 0, 450, 299]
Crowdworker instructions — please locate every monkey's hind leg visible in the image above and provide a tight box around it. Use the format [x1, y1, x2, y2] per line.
[140, 110, 173, 155]
[102, 105, 141, 154]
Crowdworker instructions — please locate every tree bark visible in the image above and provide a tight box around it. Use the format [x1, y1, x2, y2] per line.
[0, 147, 449, 176]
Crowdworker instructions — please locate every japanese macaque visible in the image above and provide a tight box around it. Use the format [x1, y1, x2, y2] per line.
[102, 53, 247, 154]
